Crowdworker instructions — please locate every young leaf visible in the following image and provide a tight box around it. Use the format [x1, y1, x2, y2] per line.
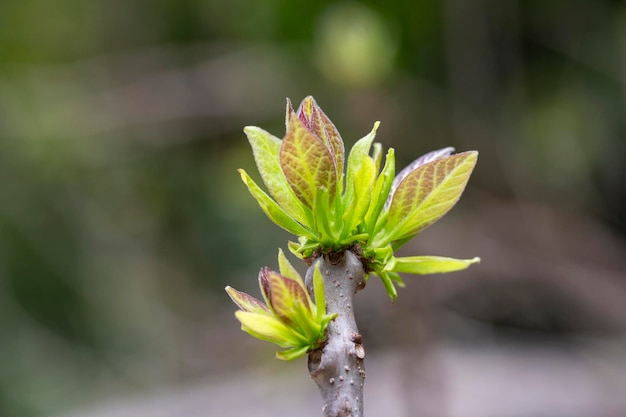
[225, 286, 270, 314]
[342, 122, 380, 236]
[280, 114, 337, 209]
[276, 346, 310, 361]
[377, 151, 478, 245]
[371, 142, 383, 172]
[239, 169, 313, 237]
[266, 269, 314, 323]
[313, 264, 327, 321]
[391, 255, 480, 274]
[296, 96, 345, 183]
[376, 270, 398, 301]
[244, 126, 311, 226]
[312, 187, 338, 244]
[386, 147, 455, 208]
[236, 311, 306, 346]
[364, 148, 395, 234]
[277, 248, 302, 281]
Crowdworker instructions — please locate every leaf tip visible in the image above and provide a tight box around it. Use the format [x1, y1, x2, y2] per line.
[464, 150, 479, 162]
[243, 126, 256, 136]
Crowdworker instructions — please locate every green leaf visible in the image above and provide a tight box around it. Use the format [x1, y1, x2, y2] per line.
[371, 142, 383, 172]
[391, 255, 480, 274]
[236, 311, 306, 347]
[342, 122, 380, 237]
[277, 248, 302, 281]
[280, 114, 337, 209]
[312, 187, 338, 244]
[225, 286, 270, 314]
[276, 346, 310, 361]
[376, 151, 478, 246]
[238, 169, 312, 237]
[364, 148, 395, 234]
[377, 270, 398, 301]
[244, 126, 311, 226]
[313, 264, 326, 321]
[288, 301, 322, 341]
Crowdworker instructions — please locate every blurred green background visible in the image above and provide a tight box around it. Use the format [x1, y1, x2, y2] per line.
[2, 1, 626, 416]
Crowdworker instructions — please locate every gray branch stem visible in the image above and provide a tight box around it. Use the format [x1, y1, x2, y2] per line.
[305, 250, 367, 417]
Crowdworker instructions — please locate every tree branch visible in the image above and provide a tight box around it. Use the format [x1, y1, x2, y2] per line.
[305, 250, 367, 417]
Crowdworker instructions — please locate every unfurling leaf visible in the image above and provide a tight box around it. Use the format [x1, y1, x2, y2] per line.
[237, 96, 480, 303]
[280, 114, 337, 209]
[263, 267, 314, 322]
[386, 146, 455, 208]
[225, 251, 336, 360]
[225, 286, 270, 314]
[235, 311, 305, 347]
[238, 169, 312, 237]
[244, 126, 311, 226]
[291, 96, 345, 183]
[377, 151, 478, 246]
[342, 122, 380, 236]
[277, 248, 301, 281]
[391, 255, 480, 274]
[364, 147, 395, 234]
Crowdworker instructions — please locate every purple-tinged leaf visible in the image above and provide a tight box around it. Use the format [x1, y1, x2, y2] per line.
[295, 96, 345, 185]
[258, 267, 273, 307]
[386, 147, 455, 208]
[265, 269, 314, 323]
[379, 151, 478, 245]
[225, 286, 270, 314]
[280, 114, 337, 209]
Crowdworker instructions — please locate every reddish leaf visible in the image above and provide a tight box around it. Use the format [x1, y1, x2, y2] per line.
[266, 269, 313, 323]
[295, 96, 344, 182]
[280, 114, 337, 209]
[225, 286, 270, 314]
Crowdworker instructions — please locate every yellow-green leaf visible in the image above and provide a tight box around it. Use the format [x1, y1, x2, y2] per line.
[391, 255, 480, 274]
[244, 126, 310, 226]
[364, 147, 395, 234]
[238, 169, 312, 237]
[342, 122, 380, 236]
[312, 264, 327, 321]
[277, 248, 302, 282]
[276, 346, 309, 361]
[235, 311, 305, 347]
[378, 151, 478, 245]
[280, 114, 337, 209]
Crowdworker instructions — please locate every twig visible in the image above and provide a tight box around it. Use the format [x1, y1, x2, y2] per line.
[305, 250, 367, 417]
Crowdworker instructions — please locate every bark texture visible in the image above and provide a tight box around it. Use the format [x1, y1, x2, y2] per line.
[305, 250, 367, 417]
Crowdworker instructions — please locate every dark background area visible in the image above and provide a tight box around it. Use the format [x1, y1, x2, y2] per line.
[1, 1, 626, 416]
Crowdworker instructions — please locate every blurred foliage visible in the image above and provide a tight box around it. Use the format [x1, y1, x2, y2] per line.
[0, 0, 625, 416]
